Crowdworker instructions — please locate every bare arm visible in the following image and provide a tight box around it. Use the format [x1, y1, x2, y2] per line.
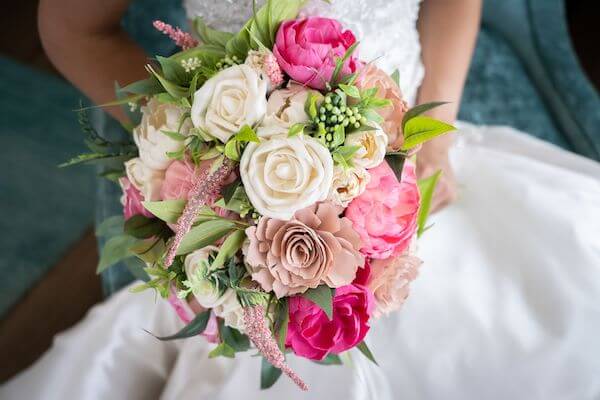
[416, 0, 481, 211]
[38, 0, 147, 123]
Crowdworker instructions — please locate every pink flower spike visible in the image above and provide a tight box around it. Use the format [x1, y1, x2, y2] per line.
[153, 20, 198, 50]
[243, 305, 308, 391]
[163, 158, 236, 267]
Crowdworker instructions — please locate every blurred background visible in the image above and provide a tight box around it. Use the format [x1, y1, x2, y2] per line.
[0, 0, 598, 383]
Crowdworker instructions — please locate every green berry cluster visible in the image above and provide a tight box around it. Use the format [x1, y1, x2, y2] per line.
[215, 55, 241, 70]
[313, 92, 367, 147]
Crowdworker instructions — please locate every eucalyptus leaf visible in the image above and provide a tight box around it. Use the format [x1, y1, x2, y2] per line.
[301, 286, 333, 320]
[401, 116, 455, 150]
[417, 170, 442, 237]
[401, 101, 449, 129]
[150, 310, 211, 341]
[177, 220, 236, 255]
[97, 235, 138, 273]
[261, 357, 283, 389]
[142, 199, 186, 223]
[211, 229, 246, 270]
[356, 341, 378, 365]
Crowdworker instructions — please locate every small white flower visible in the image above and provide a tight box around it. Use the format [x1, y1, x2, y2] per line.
[344, 124, 388, 169]
[180, 57, 202, 73]
[191, 64, 267, 143]
[133, 98, 191, 170]
[124, 157, 164, 201]
[256, 83, 320, 138]
[240, 135, 334, 220]
[328, 166, 371, 207]
[182, 246, 228, 309]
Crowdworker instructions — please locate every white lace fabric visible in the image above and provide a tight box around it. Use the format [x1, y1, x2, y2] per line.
[183, 0, 424, 105]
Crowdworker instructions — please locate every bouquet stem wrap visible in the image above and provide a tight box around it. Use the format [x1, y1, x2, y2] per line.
[164, 158, 236, 267]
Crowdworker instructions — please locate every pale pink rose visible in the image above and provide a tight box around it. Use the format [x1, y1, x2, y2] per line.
[356, 64, 409, 151]
[244, 202, 364, 298]
[345, 161, 420, 259]
[119, 177, 154, 220]
[160, 159, 237, 201]
[286, 284, 374, 360]
[274, 17, 361, 89]
[368, 255, 422, 317]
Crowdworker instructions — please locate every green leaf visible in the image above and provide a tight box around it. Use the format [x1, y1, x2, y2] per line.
[288, 123, 305, 138]
[315, 354, 343, 365]
[157, 56, 190, 85]
[124, 215, 166, 239]
[301, 286, 334, 320]
[129, 237, 166, 264]
[356, 341, 378, 365]
[417, 170, 442, 237]
[161, 130, 187, 141]
[338, 83, 360, 99]
[146, 65, 189, 99]
[401, 116, 456, 150]
[150, 310, 211, 341]
[123, 257, 151, 282]
[221, 178, 242, 204]
[97, 235, 138, 273]
[220, 324, 250, 352]
[385, 153, 406, 182]
[332, 145, 361, 161]
[120, 77, 163, 95]
[390, 69, 400, 87]
[276, 299, 289, 352]
[142, 199, 186, 223]
[211, 229, 246, 270]
[224, 139, 241, 161]
[177, 220, 236, 255]
[235, 125, 260, 143]
[330, 41, 360, 85]
[208, 342, 236, 358]
[401, 101, 449, 129]
[362, 108, 384, 124]
[59, 152, 134, 168]
[331, 123, 346, 148]
[305, 92, 320, 120]
[95, 215, 124, 238]
[193, 17, 234, 48]
[261, 357, 283, 389]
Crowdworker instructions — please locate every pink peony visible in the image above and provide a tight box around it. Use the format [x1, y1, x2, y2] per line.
[119, 177, 154, 220]
[286, 284, 374, 360]
[345, 161, 420, 259]
[274, 17, 361, 89]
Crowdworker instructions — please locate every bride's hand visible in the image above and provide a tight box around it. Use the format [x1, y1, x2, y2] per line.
[416, 145, 457, 213]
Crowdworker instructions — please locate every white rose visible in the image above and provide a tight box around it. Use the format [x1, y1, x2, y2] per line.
[213, 289, 245, 331]
[133, 98, 191, 170]
[184, 246, 228, 309]
[191, 64, 267, 143]
[344, 124, 388, 169]
[328, 166, 371, 207]
[256, 83, 319, 138]
[240, 135, 334, 220]
[124, 157, 164, 201]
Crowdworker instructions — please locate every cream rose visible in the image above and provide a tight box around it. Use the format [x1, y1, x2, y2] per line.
[256, 83, 319, 138]
[183, 246, 228, 309]
[191, 64, 267, 143]
[124, 157, 164, 201]
[213, 289, 245, 331]
[133, 98, 191, 170]
[240, 135, 334, 220]
[328, 166, 370, 207]
[345, 125, 388, 169]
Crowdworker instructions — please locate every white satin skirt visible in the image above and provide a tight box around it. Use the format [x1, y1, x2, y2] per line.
[3, 123, 600, 400]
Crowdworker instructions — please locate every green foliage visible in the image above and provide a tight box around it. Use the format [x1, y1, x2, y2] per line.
[338, 83, 360, 99]
[401, 101, 448, 129]
[220, 321, 251, 352]
[146, 65, 189, 99]
[193, 17, 234, 48]
[288, 122, 306, 137]
[124, 215, 169, 239]
[95, 215, 124, 238]
[332, 145, 361, 169]
[385, 153, 406, 182]
[129, 237, 166, 264]
[305, 92, 320, 120]
[209, 342, 236, 358]
[235, 125, 260, 143]
[274, 298, 289, 351]
[401, 116, 455, 151]
[120, 77, 163, 96]
[211, 229, 246, 270]
[301, 286, 334, 320]
[417, 170, 442, 237]
[142, 199, 186, 223]
[123, 257, 151, 282]
[97, 235, 138, 273]
[177, 220, 237, 255]
[391, 69, 400, 87]
[261, 357, 283, 389]
[330, 41, 360, 86]
[356, 341, 378, 365]
[150, 310, 212, 341]
[315, 354, 343, 365]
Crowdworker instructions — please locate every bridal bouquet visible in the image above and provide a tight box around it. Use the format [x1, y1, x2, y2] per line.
[65, 0, 454, 391]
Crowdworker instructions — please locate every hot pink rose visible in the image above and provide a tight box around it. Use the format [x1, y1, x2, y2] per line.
[119, 177, 153, 220]
[345, 161, 420, 259]
[274, 17, 360, 89]
[286, 284, 374, 360]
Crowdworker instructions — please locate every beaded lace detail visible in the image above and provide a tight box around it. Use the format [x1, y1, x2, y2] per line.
[183, 0, 424, 105]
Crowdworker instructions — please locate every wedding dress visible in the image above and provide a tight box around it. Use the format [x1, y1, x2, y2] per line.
[3, 0, 600, 399]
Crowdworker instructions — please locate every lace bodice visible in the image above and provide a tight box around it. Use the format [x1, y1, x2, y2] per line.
[183, 0, 424, 105]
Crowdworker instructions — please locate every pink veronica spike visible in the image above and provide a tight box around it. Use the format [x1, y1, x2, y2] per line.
[243, 305, 308, 391]
[163, 158, 236, 267]
[153, 20, 198, 50]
